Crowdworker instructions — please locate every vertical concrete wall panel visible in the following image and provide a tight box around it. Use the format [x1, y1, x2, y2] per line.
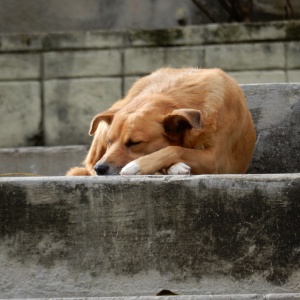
[124, 48, 166, 75]
[0, 54, 40, 80]
[287, 42, 300, 69]
[0, 82, 41, 147]
[205, 43, 285, 71]
[44, 50, 122, 79]
[44, 78, 122, 145]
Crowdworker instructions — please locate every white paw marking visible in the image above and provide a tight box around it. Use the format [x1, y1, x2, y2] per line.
[120, 161, 141, 175]
[167, 162, 191, 175]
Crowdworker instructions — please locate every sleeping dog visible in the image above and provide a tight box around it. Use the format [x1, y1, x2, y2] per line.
[67, 68, 256, 176]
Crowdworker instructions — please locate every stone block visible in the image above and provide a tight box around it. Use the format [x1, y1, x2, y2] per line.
[242, 83, 300, 173]
[205, 43, 285, 71]
[0, 146, 88, 176]
[0, 33, 43, 51]
[124, 47, 204, 75]
[127, 25, 251, 48]
[205, 22, 283, 42]
[229, 70, 286, 84]
[0, 53, 40, 80]
[44, 78, 122, 145]
[198, 21, 300, 45]
[164, 46, 204, 68]
[44, 31, 125, 50]
[180, 22, 289, 46]
[287, 42, 300, 69]
[44, 50, 122, 79]
[287, 70, 300, 82]
[126, 27, 187, 47]
[125, 21, 300, 48]
[242, 84, 298, 132]
[124, 48, 165, 75]
[0, 81, 41, 147]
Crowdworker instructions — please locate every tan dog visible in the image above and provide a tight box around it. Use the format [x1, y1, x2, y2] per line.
[66, 68, 256, 176]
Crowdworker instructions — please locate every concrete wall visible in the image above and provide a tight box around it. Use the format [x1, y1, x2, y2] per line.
[0, 0, 196, 33]
[0, 0, 299, 34]
[0, 21, 299, 148]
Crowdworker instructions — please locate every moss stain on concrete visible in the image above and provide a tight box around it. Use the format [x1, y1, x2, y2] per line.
[128, 28, 183, 46]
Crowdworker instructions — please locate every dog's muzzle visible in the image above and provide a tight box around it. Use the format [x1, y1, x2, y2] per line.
[94, 163, 120, 175]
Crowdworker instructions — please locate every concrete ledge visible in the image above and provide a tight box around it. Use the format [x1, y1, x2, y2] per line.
[1, 294, 299, 300]
[0, 175, 299, 298]
[1, 21, 299, 51]
[0, 146, 88, 176]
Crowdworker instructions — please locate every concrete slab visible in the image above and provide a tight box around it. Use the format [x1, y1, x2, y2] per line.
[44, 78, 122, 145]
[243, 83, 300, 174]
[0, 82, 41, 148]
[0, 146, 88, 176]
[0, 175, 299, 298]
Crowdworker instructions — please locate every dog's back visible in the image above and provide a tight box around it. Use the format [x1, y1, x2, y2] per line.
[123, 68, 255, 173]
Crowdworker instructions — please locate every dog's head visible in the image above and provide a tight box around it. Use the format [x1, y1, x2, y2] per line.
[89, 98, 201, 175]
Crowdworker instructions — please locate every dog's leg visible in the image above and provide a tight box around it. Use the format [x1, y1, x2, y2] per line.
[66, 167, 91, 176]
[120, 146, 217, 175]
[166, 162, 191, 175]
[120, 162, 191, 175]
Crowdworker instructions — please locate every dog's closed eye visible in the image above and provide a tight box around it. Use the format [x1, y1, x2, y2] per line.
[125, 139, 142, 148]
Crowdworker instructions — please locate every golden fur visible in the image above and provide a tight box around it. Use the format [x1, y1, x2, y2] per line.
[66, 68, 256, 176]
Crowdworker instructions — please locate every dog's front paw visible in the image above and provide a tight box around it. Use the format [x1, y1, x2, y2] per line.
[120, 161, 141, 175]
[167, 162, 191, 175]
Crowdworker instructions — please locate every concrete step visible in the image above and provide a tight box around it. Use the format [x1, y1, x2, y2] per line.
[0, 145, 88, 176]
[0, 175, 299, 298]
[0, 83, 299, 176]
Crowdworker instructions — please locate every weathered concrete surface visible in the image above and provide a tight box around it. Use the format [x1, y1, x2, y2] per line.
[243, 84, 300, 173]
[0, 175, 299, 298]
[0, 146, 88, 176]
[0, 0, 299, 34]
[0, 82, 41, 148]
[0, 295, 299, 300]
[44, 78, 122, 145]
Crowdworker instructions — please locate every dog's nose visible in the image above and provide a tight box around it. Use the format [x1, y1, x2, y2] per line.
[94, 163, 109, 175]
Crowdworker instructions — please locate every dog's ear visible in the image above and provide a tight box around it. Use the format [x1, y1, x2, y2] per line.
[89, 110, 116, 136]
[163, 109, 201, 137]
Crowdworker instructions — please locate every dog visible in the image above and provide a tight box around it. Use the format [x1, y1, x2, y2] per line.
[66, 68, 256, 176]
